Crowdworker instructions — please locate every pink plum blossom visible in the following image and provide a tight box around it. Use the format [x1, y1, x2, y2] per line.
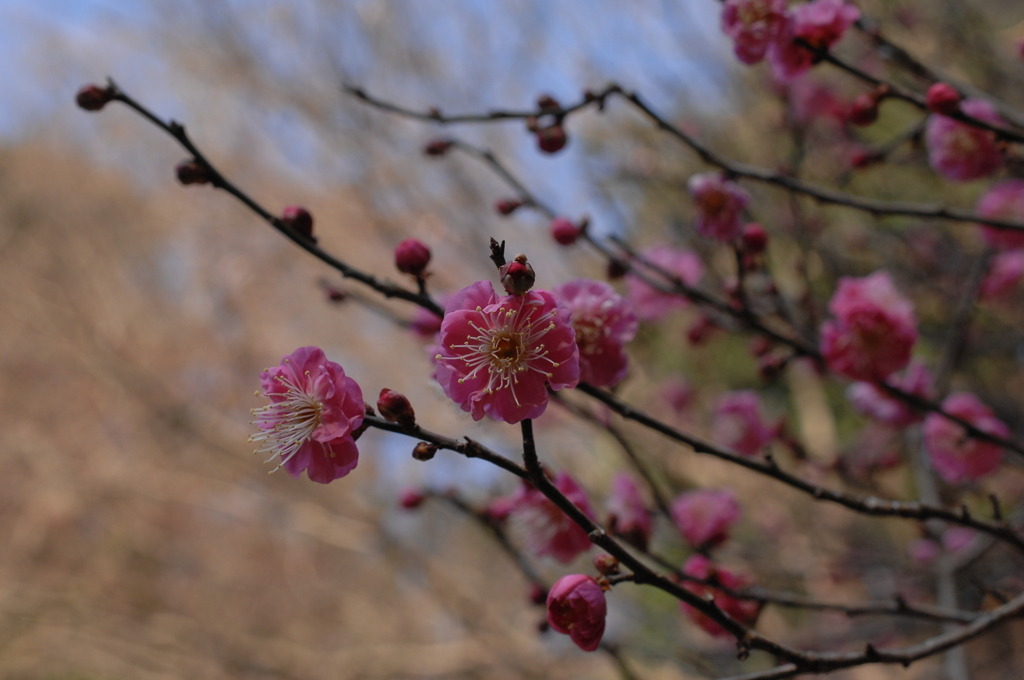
[845, 361, 932, 427]
[626, 246, 704, 321]
[908, 538, 941, 565]
[671, 489, 742, 548]
[923, 393, 1008, 485]
[786, 78, 845, 126]
[820, 271, 918, 383]
[547, 574, 607, 651]
[687, 173, 751, 242]
[662, 377, 695, 414]
[250, 346, 364, 484]
[977, 181, 1024, 250]
[712, 390, 778, 456]
[680, 555, 759, 638]
[509, 472, 596, 563]
[925, 99, 1004, 182]
[980, 250, 1024, 300]
[721, 0, 787, 65]
[768, 0, 861, 82]
[606, 474, 653, 550]
[435, 281, 579, 424]
[554, 279, 638, 387]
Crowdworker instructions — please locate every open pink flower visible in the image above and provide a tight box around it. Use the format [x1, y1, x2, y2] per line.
[626, 246, 704, 321]
[923, 392, 1008, 485]
[554, 279, 638, 388]
[845, 361, 932, 428]
[688, 173, 750, 242]
[606, 474, 653, 550]
[671, 489, 742, 548]
[981, 250, 1024, 300]
[509, 472, 595, 563]
[250, 347, 364, 484]
[977, 181, 1024, 250]
[820, 271, 918, 383]
[768, 0, 860, 82]
[547, 574, 607, 651]
[925, 99, 1004, 182]
[713, 390, 778, 456]
[680, 555, 759, 638]
[721, 0, 787, 65]
[435, 281, 579, 424]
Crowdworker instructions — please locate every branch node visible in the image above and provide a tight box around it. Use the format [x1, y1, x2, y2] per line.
[989, 493, 1004, 522]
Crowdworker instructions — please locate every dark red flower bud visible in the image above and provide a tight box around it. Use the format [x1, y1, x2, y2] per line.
[592, 553, 620, 576]
[926, 82, 962, 116]
[499, 254, 536, 295]
[323, 285, 346, 303]
[424, 139, 453, 156]
[849, 147, 880, 169]
[378, 388, 416, 429]
[606, 258, 629, 280]
[748, 335, 772, 357]
[536, 94, 561, 111]
[495, 199, 523, 216]
[550, 217, 581, 245]
[741, 223, 768, 255]
[394, 238, 431, 277]
[412, 442, 437, 461]
[529, 583, 548, 605]
[76, 84, 113, 112]
[175, 159, 210, 185]
[536, 125, 568, 154]
[281, 205, 315, 241]
[686, 315, 715, 346]
[847, 93, 879, 127]
[399, 487, 426, 510]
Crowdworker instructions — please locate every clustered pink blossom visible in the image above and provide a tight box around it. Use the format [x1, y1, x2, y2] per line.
[820, 271, 918, 383]
[712, 390, 778, 456]
[605, 474, 653, 550]
[671, 489, 742, 548]
[766, 0, 861, 82]
[923, 392, 1008, 485]
[546, 574, 607, 651]
[977, 180, 1024, 250]
[554, 279, 638, 388]
[680, 555, 760, 638]
[508, 472, 596, 563]
[925, 99, 1004, 182]
[687, 173, 751, 242]
[721, 0, 787, 65]
[625, 246, 704, 321]
[845, 361, 932, 428]
[250, 346, 365, 484]
[435, 281, 579, 424]
[980, 250, 1024, 301]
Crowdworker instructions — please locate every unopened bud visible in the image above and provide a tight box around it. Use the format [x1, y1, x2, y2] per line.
[748, 335, 772, 357]
[741, 223, 768, 255]
[850, 147, 881, 169]
[175, 159, 210, 185]
[499, 254, 536, 295]
[536, 124, 568, 154]
[424, 139, 453, 156]
[378, 388, 416, 429]
[592, 553, 620, 576]
[323, 285, 346, 303]
[495, 199, 523, 216]
[536, 94, 561, 111]
[76, 84, 113, 111]
[847, 92, 879, 127]
[399, 487, 426, 510]
[412, 442, 437, 461]
[281, 205, 315, 242]
[529, 583, 548, 605]
[550, 217, 581, 245]
[607, 258, 629, 280]
[926, 82, 961, 116]
[395, 238, 431, 277]
[686, 315, 715, 346]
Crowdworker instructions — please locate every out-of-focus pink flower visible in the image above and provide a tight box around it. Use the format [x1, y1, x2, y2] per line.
[786, 78, 845, 126]
[977, 181, 1024, 250]
[981, 250, 1024, 300]
[626, 246, 704, 321]
[688, 173, 751, 242]
[846, 361, 932, 427]
[554, 279, 638, 388]
[768, 0, 860, 82]
[250, 346, 364, 484]
[671, 489, 742, 548]
[547, 574, 607, 651]
[942, 527, 977, 553]
[908, 538, 941, 565]
[606, 474, 653, 550]
[663, 377, 695, 414]
[713, 390, 778, 456]
[820, 271, 918, 383]
[509, 472, 596, 563]
[923, 393, 1008, 485]
[680, 555, 759, 638]
[434, 281, 579, 424]
[925, 99, 1004, 182]
[484, 495, 514, 523]
[721, 0, 787, 65]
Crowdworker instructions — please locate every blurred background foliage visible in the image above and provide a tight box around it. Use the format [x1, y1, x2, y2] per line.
[1, 1, 1024, 678]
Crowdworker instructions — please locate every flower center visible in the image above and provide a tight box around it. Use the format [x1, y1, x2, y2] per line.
[492, 331, 525, 362]
[249, 369, 325, 470]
